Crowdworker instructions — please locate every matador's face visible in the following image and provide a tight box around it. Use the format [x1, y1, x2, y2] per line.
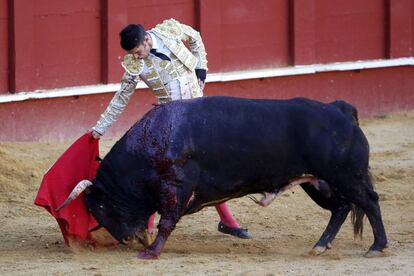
[128, 35, 152, 59]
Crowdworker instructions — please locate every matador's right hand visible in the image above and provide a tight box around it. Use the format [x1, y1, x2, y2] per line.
[91, 130, 101, 140]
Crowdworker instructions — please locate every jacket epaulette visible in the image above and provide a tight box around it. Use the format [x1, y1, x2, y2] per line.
[153, 18, 182, 39]
[121, 54, 144, 76]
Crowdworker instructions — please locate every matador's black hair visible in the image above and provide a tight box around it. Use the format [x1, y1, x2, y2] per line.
[119, 24, 146, 51]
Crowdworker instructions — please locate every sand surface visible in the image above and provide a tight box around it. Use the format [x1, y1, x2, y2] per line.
[1, 111, 413, 275]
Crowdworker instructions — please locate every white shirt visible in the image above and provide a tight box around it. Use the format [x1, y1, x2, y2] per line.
[144, 32, 185, 100]
[148, 32, 172, 59]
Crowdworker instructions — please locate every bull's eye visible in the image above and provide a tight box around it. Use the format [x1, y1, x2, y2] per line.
[99, 205, 104, 209]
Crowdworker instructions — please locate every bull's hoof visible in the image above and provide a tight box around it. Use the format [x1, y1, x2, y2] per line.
[137, 249, 159, 260]
[309, 246, 328, 256]
[259, 192, 276, 207]
[364, 250, 387, 258]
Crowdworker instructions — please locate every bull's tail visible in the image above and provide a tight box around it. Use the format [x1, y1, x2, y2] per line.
[350, 205, 365, 239]
[350, 170, 375, 238]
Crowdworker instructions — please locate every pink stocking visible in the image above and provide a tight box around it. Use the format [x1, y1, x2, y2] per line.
[215, 202, 240, 228]
[148, 213, 156, 232]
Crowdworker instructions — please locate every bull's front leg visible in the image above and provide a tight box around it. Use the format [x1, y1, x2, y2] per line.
[137, 216, 177, 259]
[137, 182, 183, 259]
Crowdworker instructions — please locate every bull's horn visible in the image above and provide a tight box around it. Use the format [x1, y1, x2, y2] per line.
[55, 180, 93, 211]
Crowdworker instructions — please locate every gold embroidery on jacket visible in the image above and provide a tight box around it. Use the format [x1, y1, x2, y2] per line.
[142, 58, 168, 97]
[153, 18, 183, 39]
[95, 19, 205, 134]
[151, 18, 203, 71]
[121, 54, 144, 76]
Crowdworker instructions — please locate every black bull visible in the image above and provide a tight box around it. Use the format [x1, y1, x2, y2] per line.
[62, 96, 388, 259]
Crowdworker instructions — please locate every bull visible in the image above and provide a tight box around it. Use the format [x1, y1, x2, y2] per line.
[57, 96, 388, 259]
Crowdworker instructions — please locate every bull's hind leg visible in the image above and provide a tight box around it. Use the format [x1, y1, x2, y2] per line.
[358, 181, 388, 257]
[335, 173, 388, 257]
[301, 182, 351, 255]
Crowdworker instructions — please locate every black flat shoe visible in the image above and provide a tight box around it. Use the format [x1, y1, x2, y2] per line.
[218, 222, 252, 239]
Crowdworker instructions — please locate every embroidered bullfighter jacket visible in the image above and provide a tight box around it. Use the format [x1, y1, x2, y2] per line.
[93, 18, 208, 135]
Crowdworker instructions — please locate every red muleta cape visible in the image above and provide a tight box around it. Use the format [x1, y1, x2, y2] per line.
[34, 133, 101, 245]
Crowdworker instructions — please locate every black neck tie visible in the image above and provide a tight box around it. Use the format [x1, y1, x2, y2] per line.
[150, 49, 171, 61]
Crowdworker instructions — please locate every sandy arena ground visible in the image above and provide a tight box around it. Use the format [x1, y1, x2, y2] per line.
[0, 111, 413, 275]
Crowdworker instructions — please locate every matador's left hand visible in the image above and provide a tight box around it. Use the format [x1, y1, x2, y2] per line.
[198, 79, 205, 92]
